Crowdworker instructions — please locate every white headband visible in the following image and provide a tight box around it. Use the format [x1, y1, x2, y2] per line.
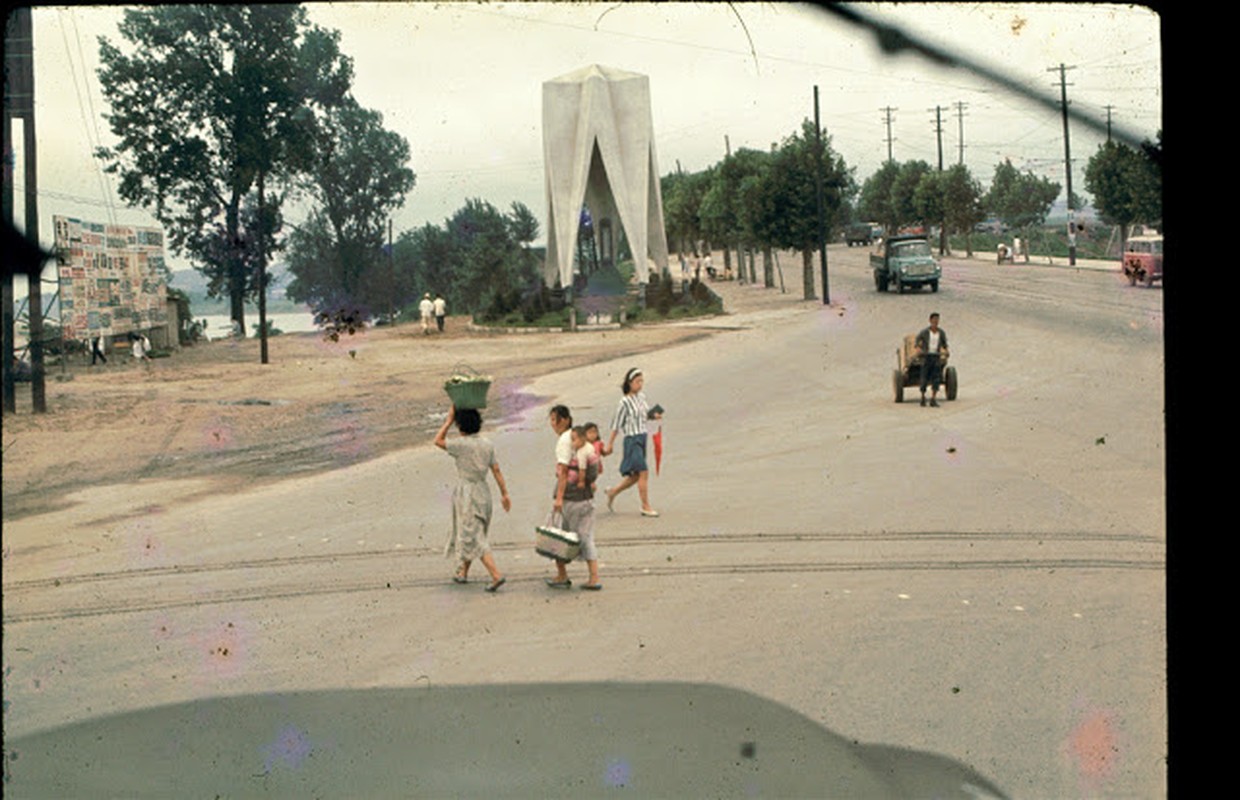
[625, 368, 642, 383]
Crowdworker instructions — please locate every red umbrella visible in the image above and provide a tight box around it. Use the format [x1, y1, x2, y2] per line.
[652, 426, 663, 475]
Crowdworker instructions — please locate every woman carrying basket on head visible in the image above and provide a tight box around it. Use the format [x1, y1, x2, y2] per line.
[434, 405, 511, 592]
[603, 367, 663, 517]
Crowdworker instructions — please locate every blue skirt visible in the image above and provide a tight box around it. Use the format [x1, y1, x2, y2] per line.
[619, 433, 648, 476]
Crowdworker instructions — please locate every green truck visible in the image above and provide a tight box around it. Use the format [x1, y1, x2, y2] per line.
[870, 234, 940, 293]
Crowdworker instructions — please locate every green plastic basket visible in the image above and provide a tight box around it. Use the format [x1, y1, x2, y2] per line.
[444, 364, 491, 409]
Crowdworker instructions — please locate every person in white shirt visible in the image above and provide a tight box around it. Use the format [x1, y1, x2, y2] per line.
[419, 293, 434, 334]
[914, 312, 950, 407]
[433, 294, 447, 333]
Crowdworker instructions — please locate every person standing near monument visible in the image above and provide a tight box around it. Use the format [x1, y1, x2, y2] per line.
[433, 294, 447, 333]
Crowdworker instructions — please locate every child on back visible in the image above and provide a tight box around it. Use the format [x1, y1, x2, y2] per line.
[569, 425, 601, 492]
[584, 422, 606, 492]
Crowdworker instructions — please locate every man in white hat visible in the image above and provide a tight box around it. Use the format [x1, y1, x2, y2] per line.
[419, 293, 434, 335]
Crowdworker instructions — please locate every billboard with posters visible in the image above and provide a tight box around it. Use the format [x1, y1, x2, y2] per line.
[53, 215, 169, 341]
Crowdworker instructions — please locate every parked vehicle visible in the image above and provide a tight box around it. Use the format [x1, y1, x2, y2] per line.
[1122, 234, 1162, 287]
[870, 235, 941, 293]
[845, 222, 875, 247]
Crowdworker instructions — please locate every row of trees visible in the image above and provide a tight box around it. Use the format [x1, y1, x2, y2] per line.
[857, 159, 1062, 258]
[662, 120, 856, 299]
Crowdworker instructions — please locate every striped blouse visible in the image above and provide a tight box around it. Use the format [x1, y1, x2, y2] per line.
[610, 391, 650, 438]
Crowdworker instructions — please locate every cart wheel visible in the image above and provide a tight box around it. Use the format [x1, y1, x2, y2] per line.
[896, 276, 905, 294]
[945, 366, 958, 401]
[893, 369, 904, 403]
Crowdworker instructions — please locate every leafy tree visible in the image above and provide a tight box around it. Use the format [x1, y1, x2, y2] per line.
[986, 159, 1061, 246]
[858, 161, 901, 236]
[445, 199, 522, 316]
[890, 160, 933, 232]
[939, 164, 986, 256]
[662, 169, 711, 256]
[1084, 136, 1161, 247]
[96, 5, 351, 338]
[284, 101, 415, 317]
[765, 119, 855, 299]
[507, 201, 542, 297]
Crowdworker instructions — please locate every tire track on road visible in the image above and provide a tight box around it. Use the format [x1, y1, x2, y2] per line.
[4, 530, 1164, 624]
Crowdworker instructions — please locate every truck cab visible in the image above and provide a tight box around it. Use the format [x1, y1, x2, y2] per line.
[871, 235, 941, 293]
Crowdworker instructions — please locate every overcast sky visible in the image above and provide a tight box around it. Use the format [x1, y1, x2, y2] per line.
[16, 2, 1161, 272]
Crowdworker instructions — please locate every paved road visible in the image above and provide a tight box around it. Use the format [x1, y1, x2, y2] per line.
[3, 245, 1165, 796]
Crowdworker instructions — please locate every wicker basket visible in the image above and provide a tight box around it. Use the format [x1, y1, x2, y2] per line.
[444, 364, 492, 409]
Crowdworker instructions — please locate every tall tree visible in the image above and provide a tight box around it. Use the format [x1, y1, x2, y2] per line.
[986, 159, 1061, 254]
[285, 101, 415, 316]
[858, 160, 901, 236]
[891, 160, 933, 233]
[765, 120, 855, 300]
[939, 164, 986, 256]
[663, 168, 712, 257]
[507, 201, 542, 298]
[1084, 136, 1161, 248]
[96, 5, 351, 337]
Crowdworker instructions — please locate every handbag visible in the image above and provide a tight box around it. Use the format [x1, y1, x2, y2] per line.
[535, 511, 581, 562]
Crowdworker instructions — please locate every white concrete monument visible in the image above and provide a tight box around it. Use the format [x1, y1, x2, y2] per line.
[542, 64, 669, 292]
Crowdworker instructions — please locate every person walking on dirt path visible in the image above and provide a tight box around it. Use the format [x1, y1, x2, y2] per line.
[419, 293, 434, 335]
[434, 294, 447, 333]
[603, 367, 663, 517]
[91, 335, 108, 365]
[915, 312, 950, 407]
[546, 405, 603, 591]
[435, 405, 511, 592]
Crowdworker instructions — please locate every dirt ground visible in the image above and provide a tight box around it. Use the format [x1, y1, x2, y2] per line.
[2, 273, 805, 521]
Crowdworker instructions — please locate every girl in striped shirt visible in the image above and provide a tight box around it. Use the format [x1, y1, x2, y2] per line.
[603, 367, 663, 517]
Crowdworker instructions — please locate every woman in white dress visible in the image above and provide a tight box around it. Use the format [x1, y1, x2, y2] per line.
[434, 405, 511, 591]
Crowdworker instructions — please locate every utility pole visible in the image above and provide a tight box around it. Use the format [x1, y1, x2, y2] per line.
[1051, 63, 1077, 266]
[4, 8, 45, 413]
[881, 106, 897, 163]
[953, 101, 968, 165]
[814, 86, 829, 305]
[930, 105, 946, 254]
[930, 105, 944, 171]
[1103, 105, 1115, 143]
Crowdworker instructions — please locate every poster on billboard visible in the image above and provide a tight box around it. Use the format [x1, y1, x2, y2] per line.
[53, 215, 168, 342]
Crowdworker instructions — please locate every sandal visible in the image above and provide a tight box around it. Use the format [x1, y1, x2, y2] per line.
[485, 577, 507, 593]
[452, 567, 468, 584]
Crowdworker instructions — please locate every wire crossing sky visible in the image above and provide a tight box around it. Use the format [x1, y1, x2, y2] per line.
[18, 2, 1161, 269]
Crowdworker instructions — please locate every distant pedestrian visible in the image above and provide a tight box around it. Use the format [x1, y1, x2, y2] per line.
[603, 367, 663, 517]
[435, 405, 511, 592]
[91, 335, 108, 365]
[915, 312, 950, 407]
[434, 294, 447, 333]
[131, 332, 152, 365]
[419, 293, 434, 334]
